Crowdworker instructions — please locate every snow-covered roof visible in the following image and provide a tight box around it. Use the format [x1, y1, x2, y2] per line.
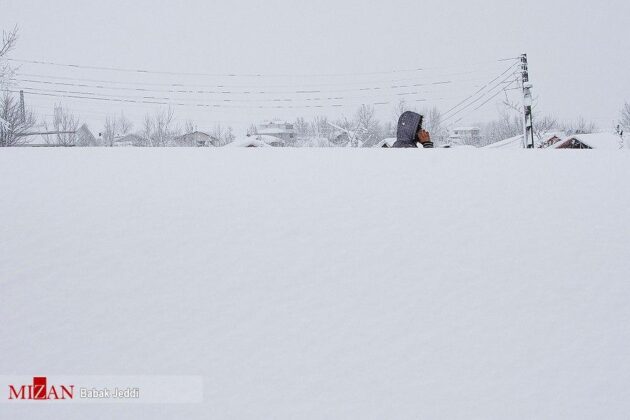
[176, 131, 213, 140]
[553, 133, 624, 150]
[484, 132, 564, 149]
[174, 131, 218, 144]
[484, 135, 524, 149]
[225, 138, 270, 147]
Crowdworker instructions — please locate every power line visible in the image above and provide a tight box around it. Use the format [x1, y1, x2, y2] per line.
[449, 80, 520, 126]
[13, 79, 473, 105]
[441, 62, 520, 119]
[12, 65, 503, 90]
[10, 89, 404, 110]
[7, 57, 519, 78]
[442, 75, 519, 126]
[12, 75, 491, 97]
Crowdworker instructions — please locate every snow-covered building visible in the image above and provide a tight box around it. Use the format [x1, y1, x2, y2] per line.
[173, 131, 219, 147]
[553, 133, 625, 150]
[484, 134, 523, 149]
[76, 124, 99, 147]
[255, 121, 295, 143]
[538, 133, 564, 149]
[448, 127, 481, 145]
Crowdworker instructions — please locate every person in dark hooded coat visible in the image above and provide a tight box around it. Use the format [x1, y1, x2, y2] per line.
[392, 111, 434, 148]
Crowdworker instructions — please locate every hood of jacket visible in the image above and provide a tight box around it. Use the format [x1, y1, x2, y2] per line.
[396, 111, 423, 146]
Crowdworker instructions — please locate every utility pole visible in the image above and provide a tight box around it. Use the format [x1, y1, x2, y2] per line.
[19, 90, 26, 123]
[520, 54, 535, 149]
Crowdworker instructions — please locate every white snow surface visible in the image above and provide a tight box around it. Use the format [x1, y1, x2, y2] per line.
[1, 148, 630, 419]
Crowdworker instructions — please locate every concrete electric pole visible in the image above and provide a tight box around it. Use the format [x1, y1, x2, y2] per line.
[520, 54, 535, 149]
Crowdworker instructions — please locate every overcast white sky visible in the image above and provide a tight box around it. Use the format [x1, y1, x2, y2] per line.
[2, 0, 629, 134]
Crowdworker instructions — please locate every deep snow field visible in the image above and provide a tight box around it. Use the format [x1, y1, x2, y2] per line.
[1, 148, 630, 419]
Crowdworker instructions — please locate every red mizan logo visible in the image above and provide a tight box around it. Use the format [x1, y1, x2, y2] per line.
[8, 377, 74, 400]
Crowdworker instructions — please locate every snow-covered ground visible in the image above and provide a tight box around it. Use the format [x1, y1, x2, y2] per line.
[1, 148, 630, 419]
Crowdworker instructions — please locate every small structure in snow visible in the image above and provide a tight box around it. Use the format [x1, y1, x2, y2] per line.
[244, 134, 284, 147]
[225, 137, 271, 148]
[173, 131, 219, 147]
[537, 132, 564, 149]
[553, 133, 625, 150]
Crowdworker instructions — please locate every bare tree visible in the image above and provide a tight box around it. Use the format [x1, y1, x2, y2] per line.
[0, 91, 36, 147]
[102, 116, 118, 147]
[294, 117, 309, 138]
[481, 111, 522, 146]
[210, 124, 235, 146]
[183, 120, 197, 134]
[1, 26, 19, 88]
[118, 112, 133, 136]
[382, 121, 395, 138]
[311, 116, 333, 141]
[354, 104, 381, 147]
[534, 115, 559, 140]
[420, 106, 445, 145]
[621, 102, 630, 130]
[330, 116, 357, 147]
[102, 112, 133, 146]
[44, 104, 79, 146]
[393, 99, 416, 124]
[561, 117, 598, 136]
[143, 107, 178, 147]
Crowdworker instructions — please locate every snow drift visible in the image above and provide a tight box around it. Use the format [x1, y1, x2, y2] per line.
[1, 148, 630, 419]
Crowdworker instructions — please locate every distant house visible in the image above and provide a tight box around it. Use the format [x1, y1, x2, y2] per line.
[255, 121, 295, 143]
[173, 131, 219, 147]
[113, 134, 145, 147]
[553, 133, 624, 150]
[76, 124, 99, 147]
[449, 127, 481, 145]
